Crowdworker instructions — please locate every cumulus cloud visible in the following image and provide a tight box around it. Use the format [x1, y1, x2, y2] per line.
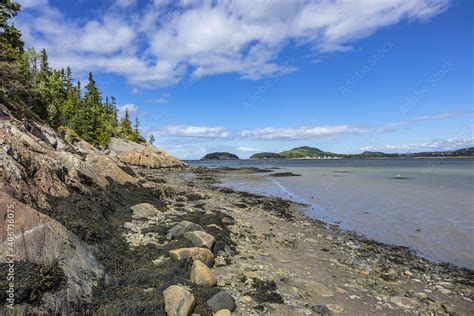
[145, 110, 466, 141]
[16, 0, 451, 87]
[241, 125, 365, 140]
[118, 103, 138, 117]
[152, 125, 230, 138]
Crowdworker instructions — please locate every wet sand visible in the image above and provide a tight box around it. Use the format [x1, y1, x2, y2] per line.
[140, 166, 474, 315]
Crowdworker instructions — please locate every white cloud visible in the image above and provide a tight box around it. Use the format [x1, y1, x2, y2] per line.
[79, 18, 135, 54]
[153, 125, 230, 138]
[381, 111, 467, 132]
[118, 103, 138, 117]
[361, 138, 474, 152]
[16, 0, 451, 87]
[146, 110, 466, 141]
[146, 93, 171, 104]
[241, 125, 365, 140]
[237, 147, 259, 152]
[115, 0, 137, 8]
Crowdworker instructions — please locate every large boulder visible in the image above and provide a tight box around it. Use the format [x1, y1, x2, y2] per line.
[206, 291, 236, 312]
[190, 260, 217, 286]
[169, 247, 214, 267]
[130, 203, 160, 219]
[108, 138, 187, 168]
[167, 221, 205, 240]
[183, 231, 215, 249]
[0, 193, 104, 314]
[163, 285, 195, 316]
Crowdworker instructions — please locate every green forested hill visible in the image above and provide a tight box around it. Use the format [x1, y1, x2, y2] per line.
[201, 152, 239, 160]
[279, 146, 338, 158]
[250, 146, 474, 159]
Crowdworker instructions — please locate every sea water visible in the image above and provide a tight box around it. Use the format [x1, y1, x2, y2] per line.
[187, 158, 474, 269]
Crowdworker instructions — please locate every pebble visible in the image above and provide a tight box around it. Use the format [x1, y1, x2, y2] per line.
[214, 310, 231, 316]
[413, 292, 428, 300]
[239, 295, 252, 304]
[327, 304, 344, 313]
[389, 296, 419, 309]
[283, 277, 334, 297]
[214, 256, 227, 267]
[265, 303, 295, 315]
[312, 304, 333, 316]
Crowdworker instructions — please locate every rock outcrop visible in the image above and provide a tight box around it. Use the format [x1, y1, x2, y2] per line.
[0, 192, 103, 314]
[108, 137, 187, 168]
[0, 104, 187, 313]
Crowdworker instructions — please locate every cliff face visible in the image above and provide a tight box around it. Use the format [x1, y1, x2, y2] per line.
[0, 104, 186, 314]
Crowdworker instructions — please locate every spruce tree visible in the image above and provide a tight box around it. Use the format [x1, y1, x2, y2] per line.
[1, 1, 147, 144]
[65, 66, 73, 90]
[0, 0, 46, 118]
[38, 48, 50, 86]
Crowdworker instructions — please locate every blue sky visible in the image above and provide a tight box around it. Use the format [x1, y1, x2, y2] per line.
[16, 0, 473, 159]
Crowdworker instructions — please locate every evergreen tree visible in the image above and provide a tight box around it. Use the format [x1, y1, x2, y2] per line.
[65, 66, 73, 90]
[121, 108, 132, 132]
[1, 1, 146, 145]
[134, 114, 140, 133]
[46, 69, 67, 127]
[149, 134, 155, 145]
[0, 0, 46, 118]
[38, 48, 50, 87]
[0, 0, 23, 52]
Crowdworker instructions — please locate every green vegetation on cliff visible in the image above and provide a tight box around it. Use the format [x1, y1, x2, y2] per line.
[0, 1, 145, 147]
[201, 152, 239, 160]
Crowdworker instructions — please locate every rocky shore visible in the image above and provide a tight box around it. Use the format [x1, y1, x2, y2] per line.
[1, 103, 473, 315]
[135, 166, 474, 315]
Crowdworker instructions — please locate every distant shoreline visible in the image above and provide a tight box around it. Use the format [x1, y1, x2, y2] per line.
[186, 156, 474, 161]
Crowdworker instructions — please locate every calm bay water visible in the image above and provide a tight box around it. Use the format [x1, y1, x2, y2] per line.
[186, 158, 474, 269]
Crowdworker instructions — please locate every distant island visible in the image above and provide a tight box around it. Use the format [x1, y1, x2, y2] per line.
[250, 152, 284, 159]
[201, 152, 239, 160]
[250, 146, 474, 159]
